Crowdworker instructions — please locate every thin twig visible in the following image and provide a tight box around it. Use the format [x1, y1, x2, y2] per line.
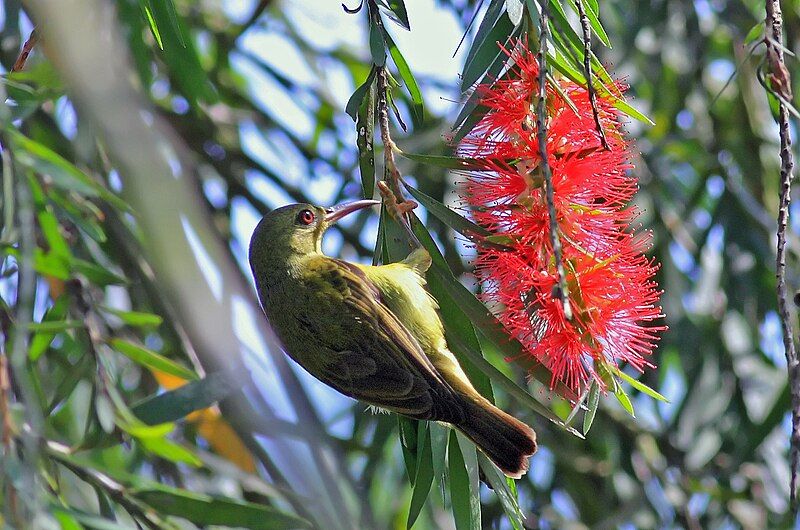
[764, 0, 799, 513]
[535, 6, 573, 321]
[234, 0, 272, 39]
[47, 442, 167, 530]
[376, 67, 404, 202]
[12, 29, 38, 73]
[0, 353, 20, 527]
[575, 1, 609, 150]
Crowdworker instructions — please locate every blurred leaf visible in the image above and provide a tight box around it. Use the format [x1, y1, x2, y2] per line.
[94, 392, 116, 433]
[109, 339, 197, 381]
[139, 435, 202, 466]
[53, 508, 131, 530]
[72, 259, 126, 286]
[146, 0, 216, 105]
[29, 294, 69, 361]
[8, 129, 131, 212]
[26, 320, 84, 332]
[99, 306, 163, 328]
[132, 371, 239, 425]
[133, 485, 312, 528]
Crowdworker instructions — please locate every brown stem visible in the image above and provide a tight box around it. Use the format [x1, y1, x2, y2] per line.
[575, 1, 609, 150]
[535, 8, 573, 321]
[764, 0, 799, 513]
[376, 66, 404, 203]
[12, 29, 38, 73]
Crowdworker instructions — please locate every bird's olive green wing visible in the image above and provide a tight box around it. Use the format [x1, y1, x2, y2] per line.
[302, 256, 464, 423]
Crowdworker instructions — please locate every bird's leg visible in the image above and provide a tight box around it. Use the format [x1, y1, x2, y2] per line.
[377, 181, 422, 249]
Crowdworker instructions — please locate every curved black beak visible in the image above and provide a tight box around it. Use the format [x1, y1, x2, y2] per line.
[324, 200, 380, 224]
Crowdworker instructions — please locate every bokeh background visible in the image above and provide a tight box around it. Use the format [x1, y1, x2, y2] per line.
[0, 0, 797, 528]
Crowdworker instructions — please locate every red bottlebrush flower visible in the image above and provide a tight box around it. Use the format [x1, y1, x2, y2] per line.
[459, 41, 666, 392]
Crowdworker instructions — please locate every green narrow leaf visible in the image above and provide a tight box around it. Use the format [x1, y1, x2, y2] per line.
[356, 78, 376, 198]
[463, 0, 505, 70]
[461, 12, 514, 91]
[478, 454, 523, 530]
[448, 431, 480, 530]
[614, 384, 635, 417]
[396, 150, 483, 170]
[398, 416, 420, 484]
[346, 67, 378, 121]
[407, 421, 434, 529]
[376, 0, 410, 30]
[132, 485, 312, 529]
[140, 2, 164, 49]
[94, 392, 116, 433]
[404, 183, 490, 238]
[25, 321, 84, 333]
[582, 381, 600, 434]
[131, 371, 240, 425]
[138, 436, 202, 466]
[148, 0, 217, 105]
[54, 508, 131, 530]
[99, 306, 163, 328]
[430, 422, 449, 485]
[369, 10, 387, 66]
[109, 339, 197, 381]
[614, 368, 669, 402]
[566, 0, 610, 47]
[383, 29, 424, 126]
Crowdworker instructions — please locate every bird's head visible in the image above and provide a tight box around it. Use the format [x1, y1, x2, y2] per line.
[249, 200, 380, 264]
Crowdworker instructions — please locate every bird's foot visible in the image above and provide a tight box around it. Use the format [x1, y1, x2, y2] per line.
[377, 181, 417, 219]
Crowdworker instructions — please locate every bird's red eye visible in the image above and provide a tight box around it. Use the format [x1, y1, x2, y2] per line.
[297, 209, 315, 225]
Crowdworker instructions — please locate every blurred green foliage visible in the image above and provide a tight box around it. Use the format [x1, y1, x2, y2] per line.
[0, 0, 797, 528]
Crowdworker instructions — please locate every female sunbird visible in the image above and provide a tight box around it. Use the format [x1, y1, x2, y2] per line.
[249, 200, 537, 477]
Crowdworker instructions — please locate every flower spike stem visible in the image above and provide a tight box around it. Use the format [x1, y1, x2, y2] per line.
[536, 5, 573, 322]
[575, 1, 610, 151]
[765, 0, 799, 513]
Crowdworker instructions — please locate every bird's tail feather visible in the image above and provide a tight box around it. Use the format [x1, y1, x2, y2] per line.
[456, 398, 537, 479]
